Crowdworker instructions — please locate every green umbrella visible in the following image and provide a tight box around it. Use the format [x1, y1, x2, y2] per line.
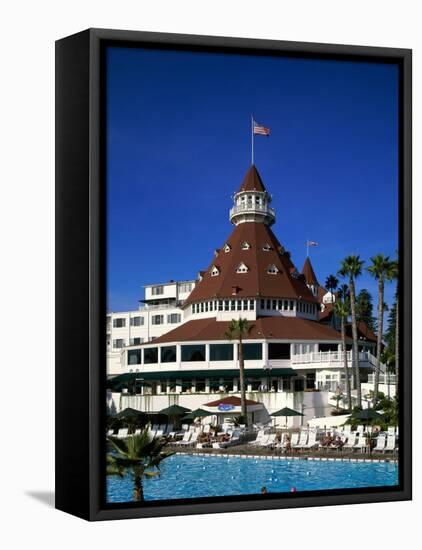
[159, 404, 191, 416]
[107, 373, 147, 393]
[271, 407, 304, 427]
[182, 408, 210, 421]
[353, 409, 384, 422]
[116, 407, 145, 420]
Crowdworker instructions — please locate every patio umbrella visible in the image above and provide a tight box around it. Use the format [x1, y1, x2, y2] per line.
[271, 407, 304, 428]
[115, 407, 146, 432]
[181, 408, 210, 421]
[107, 373, 147, 393]
[352, 409, 384, 423]
[159, 404, 191, 416]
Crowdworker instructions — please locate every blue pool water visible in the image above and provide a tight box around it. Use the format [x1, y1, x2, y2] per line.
[106, 454, 399, 503]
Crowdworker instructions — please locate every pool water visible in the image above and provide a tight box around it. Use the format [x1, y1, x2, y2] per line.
[106, 454, 399, 503]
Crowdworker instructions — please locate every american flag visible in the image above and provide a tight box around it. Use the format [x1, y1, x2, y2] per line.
[307, 240, 319, 247]
[253, 120, 270, 136]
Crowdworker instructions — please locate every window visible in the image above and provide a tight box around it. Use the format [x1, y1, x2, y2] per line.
[167, 313, 181, 324]
[230, 300, 236, 311]
[192, 304, 196, 314]
[128, 349, 141, 365]
[205, 302, 209, 312]
[243, 343, 262, 360]
[130, 316, 144, 327]
[241, 242, 251, 250]
[268, 343, 291, 360]
[129, 337, 143, 346]
[181, 345, 206, 362]
[210, 344, 234, 361]
[113, 339, 125, 349]
[236, 262, 249, 273]
[294, 378, 305, 392]
[161, 345, 177, 363]
[272, 300, 277, 310]
[211, 265, 220, 276]
[319, 343, 339, 352]
[200, 302, 204, 312]
[151, 315, 164, 325]
[113, 318, 125, 328]
[267, 264, 279, 274]
[261, 299, 265, 309]
[236, 300, 242, 311]
[224, 244, 231, 253]
[266, 299, 271, 309]
[179, 282, 192, 293]
[278, 300, 282, 310]
[224, 300, 229, 311]
[262, 243, 271, 251]
[218, 300, 223, 311]
[151, 286, 164, 295]
[243, 299, 248, 310]
[249, 299, 255, 310]
[144, 347, 158, 364]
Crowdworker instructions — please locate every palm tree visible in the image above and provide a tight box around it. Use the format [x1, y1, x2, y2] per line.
[387, 258, 399, 396]
[367, 254, 394, 404]
[325, 274, 339, 303]
[337, 283, 350, 302]
[225, 318, 251, 423]
[338, 255, 364, 408]
[107, 430, 173, 501]
[334, 297, 352, 409]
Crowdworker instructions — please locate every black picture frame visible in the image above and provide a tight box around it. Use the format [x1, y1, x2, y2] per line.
[55, 28, 412, 521]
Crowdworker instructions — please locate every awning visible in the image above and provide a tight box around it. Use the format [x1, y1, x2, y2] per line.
[108, 368, 296, 384]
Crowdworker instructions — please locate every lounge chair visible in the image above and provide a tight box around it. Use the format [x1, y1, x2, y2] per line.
[301, 431, 318, 450]
[373, 434, 386, 453]
[248, 430, 265, 446]
[293, 431, 308, 450]
[290, 433, 300, 447]
[341, 433, 357, 451]
[107, 429, 114, 436]
[261, 433, 277, 448]
[148, 429, 157, 438]
[165, 424, 173, 435]
[353, 434, 368, 453]
[155, 429, 164, 437]
[387, 426, 396, 436]
[180, 432, 198, 447]
[116, 428, 129, 439]
[384, 435, 397, 453]
[173, 432, 192, 446]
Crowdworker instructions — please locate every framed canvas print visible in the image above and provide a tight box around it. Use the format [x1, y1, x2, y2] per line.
[55, 28, 412, 521]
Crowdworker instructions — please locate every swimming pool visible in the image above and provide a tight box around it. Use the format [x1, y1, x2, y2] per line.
[106, 453, 399, 503]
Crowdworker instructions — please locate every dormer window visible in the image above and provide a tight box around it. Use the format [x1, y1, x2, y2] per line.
[236, 262, 249, 274]
[241, 241, 251, 250]
[224, 244, 231, 253]
[262, 243, 271, 252]
[267, 264, 279, 275]
[211, 265, 220, 277]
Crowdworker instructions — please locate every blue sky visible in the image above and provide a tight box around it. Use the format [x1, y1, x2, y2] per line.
[106, 46, 398, 314]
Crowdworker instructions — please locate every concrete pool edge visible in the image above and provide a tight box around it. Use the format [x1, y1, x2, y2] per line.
[174, 451, 398, 463]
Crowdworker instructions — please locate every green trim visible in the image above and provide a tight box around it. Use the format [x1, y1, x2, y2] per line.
[131, 368, 296, 381]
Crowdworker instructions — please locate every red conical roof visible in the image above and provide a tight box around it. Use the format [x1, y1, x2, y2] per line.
[238, 165, 267, 193]
[185, 222, 316, 304]
[301, 257, 319, 286]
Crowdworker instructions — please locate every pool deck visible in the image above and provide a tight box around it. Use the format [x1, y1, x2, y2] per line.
[166, 444, 398, 463]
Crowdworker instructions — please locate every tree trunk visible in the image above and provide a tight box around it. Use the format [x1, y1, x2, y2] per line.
[373, 278, 384, 404]
[395, 289, 399, 400]
[238, 339, 247, 424]
[349, 277, 362, 408]
[133, 474, 145, 502]
[341, 316, 352, 409]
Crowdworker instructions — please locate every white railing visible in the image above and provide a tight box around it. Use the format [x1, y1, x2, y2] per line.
[367, 374, 396, 385]
[230, 204, 275, 218]
[138, 303, 177, 311]
[291, 350, 370, 365]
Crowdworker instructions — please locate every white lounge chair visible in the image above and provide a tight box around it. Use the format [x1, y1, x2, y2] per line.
[373, 434, 386, 453]
[165, 424, 173, 434]
[384, 434, 397, 453]
[107, 429, 114, 436]
[148, 429, 157, 438]
[293, 431, 308, 450]
[341, 433, 357, 451]
[290, 433, 300, 447]
[248, 430, 265, 446]
[387, 426, 396, 436]
[116, 428, 129, 439]
[180, 432, 198, 447]
[353, 434, 368, 453]
[301, 431, 318, 450]
[173, 432, 192, 446]
[155, 430, 164, 437]
[261, 433, 277, 448]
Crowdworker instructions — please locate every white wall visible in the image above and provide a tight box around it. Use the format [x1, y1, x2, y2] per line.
[2, 1, 419, 549]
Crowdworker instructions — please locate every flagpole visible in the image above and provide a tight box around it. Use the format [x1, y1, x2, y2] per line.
[306, 240, 309, 257]
[251, 114, 254, 165]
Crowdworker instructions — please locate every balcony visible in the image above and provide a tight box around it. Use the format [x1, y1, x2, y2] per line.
[291, 350, 375, 369]
[230, 203, 275, 219]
